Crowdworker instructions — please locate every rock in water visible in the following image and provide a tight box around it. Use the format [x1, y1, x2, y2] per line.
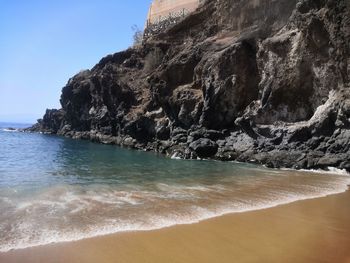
[189, 138, 218, 158]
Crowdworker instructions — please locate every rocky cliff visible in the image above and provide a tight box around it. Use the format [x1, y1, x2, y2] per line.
[29, 0, 350, 171]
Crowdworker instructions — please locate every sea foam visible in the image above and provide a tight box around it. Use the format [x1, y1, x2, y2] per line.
[0, 169, 349, 253]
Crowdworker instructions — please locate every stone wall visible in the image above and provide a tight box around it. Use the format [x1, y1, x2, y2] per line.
[146, 0, 202, 26]
[145, 0, 205, 37]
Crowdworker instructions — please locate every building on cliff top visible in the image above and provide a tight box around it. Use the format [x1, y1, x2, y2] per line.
[145, 0, 204, 36]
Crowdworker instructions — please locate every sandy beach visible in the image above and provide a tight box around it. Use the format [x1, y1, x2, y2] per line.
[1, 188, 350, 263]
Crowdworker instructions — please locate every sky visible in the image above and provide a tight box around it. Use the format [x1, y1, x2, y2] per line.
[0, 0, 150, 123]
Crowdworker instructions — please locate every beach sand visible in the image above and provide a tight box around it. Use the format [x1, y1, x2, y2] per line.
[1, 189, 350, 263]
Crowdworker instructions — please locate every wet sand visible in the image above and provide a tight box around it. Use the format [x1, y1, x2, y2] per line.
[1, 189, 350, 263]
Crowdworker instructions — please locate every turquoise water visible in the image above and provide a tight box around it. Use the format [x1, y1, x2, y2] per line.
[0, 123, 349, 252]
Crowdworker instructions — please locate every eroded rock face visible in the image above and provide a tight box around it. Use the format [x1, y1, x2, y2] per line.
[29, 0, 350, 171]
[198, 41, 259, 129]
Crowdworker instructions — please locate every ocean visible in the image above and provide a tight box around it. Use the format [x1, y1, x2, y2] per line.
[0, 122, 349, 252]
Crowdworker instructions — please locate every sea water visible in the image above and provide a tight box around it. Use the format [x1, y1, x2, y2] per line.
[0, 122, 349, 252]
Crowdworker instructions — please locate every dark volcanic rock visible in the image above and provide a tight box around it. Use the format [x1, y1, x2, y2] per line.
[27, 109, 64, 134]
[30, 0, 350, 172]
[189, 138, 218, 158]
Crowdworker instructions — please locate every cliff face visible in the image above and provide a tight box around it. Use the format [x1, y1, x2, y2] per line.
[30, 0, 350, 171]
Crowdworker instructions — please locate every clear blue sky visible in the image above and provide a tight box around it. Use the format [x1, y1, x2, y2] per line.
[0, 0, 150, 123]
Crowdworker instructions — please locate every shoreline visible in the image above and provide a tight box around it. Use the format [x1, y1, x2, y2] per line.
[19, 129, 350, 174]
[1, 188, 350, 263]
[0, 167, 349, 253]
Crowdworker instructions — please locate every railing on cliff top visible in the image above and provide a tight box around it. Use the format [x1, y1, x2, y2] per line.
[144, 0, 206, 37]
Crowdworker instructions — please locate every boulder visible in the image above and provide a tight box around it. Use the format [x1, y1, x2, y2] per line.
[189, 138, 218, 158]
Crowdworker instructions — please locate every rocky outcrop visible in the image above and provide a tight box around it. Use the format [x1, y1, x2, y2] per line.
[29, 109, 65, 134]
[28, 0, 350, 172]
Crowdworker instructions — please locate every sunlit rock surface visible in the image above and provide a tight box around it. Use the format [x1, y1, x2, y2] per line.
[29, 0, 350, 171]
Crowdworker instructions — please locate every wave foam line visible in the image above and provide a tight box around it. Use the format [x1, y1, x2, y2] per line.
[1, 176, 349, 253]
[1, 128, 18, 132]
